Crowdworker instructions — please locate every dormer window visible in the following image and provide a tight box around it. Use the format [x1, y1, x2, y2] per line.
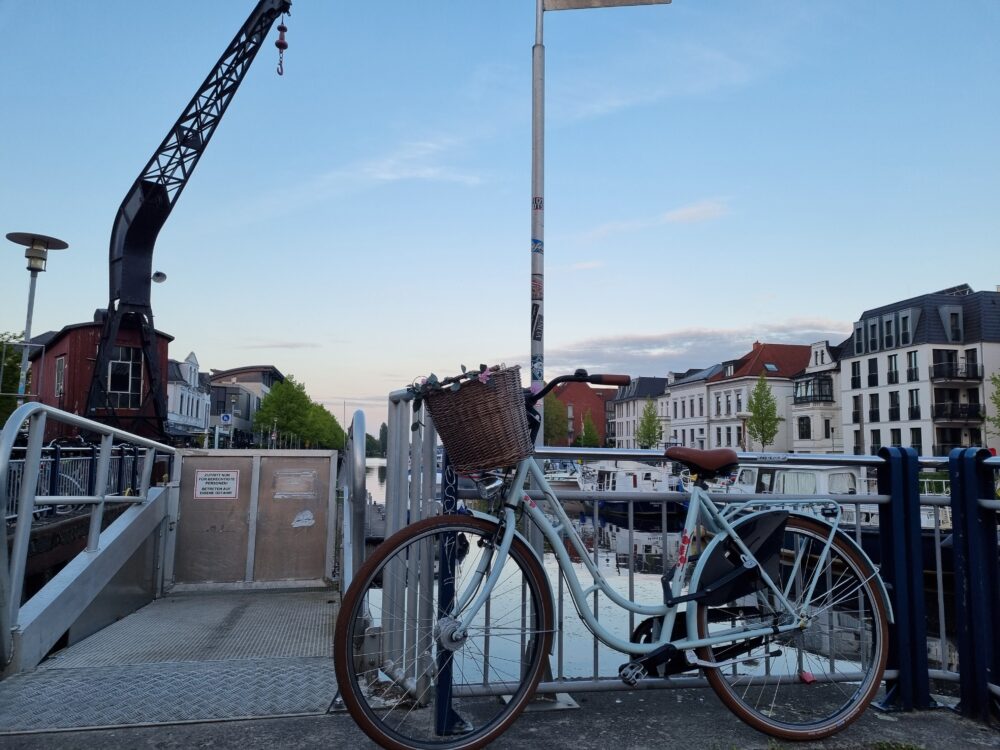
[725, 364, 734, 377]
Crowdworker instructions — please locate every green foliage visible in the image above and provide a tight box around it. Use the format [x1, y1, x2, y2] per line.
[0, 332, 24, 427]
[365, 433, 381, 457]
[378, 422, 388, 456]
[635, 398, 663, 449]
[985, 371, 1000, 440]
[745, 373, 783, 451]
[543, 393, 568, 446]
[253, 375, 344, 450]
[578, 410, 600, 447]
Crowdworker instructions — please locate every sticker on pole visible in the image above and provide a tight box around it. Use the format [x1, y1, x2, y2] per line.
[194, 469, 240, 499]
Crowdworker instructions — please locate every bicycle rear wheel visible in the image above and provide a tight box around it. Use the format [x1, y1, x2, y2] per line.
[334, 514, 554, 750]
[695, 515, 888, 740]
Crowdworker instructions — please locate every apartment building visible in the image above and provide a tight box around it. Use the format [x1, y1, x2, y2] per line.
[839, 284, 1000, 456]
[666, 365, 721, 449]
[165, 352, 211, 445]
[612, 377, 668, 449]
[789, 341, 844, 453]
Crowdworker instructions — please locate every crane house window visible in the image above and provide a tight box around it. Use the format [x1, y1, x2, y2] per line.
[107, 346, 143, 409]
[54, 356, 66, 397]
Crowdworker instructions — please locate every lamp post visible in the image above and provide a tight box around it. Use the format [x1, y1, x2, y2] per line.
[529, 0, 671, 445]
[6, 232, 69, 406]
[230, 394, 238, 448]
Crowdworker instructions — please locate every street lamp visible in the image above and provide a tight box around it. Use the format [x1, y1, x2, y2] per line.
[6, 232, 69, 406]
[230, 394, 238, 448]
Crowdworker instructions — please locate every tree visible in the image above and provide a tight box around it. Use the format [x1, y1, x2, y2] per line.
[986, 371, 1000, 441]
[745, 373, 783, 451]
[577, 410, 600, 447]
[635, 398, 663, 449]
[365, 433, 381, 457]
[543, 393, 568, 446]
[253, 375, 344, 450]
[1, 332, 24, 426]
[378, 422, 388, 457]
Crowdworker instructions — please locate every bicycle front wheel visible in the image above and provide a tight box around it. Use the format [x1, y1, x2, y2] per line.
[334, 514, 554, 750]
[695, 515, 888, 740]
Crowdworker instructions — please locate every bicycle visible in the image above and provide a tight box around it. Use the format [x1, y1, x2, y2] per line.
[334, 366, 890, 750]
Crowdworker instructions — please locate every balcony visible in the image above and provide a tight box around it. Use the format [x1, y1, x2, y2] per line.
[851, 375, 861, 389]
[906, 367, 919, 382]
[887, 370, 899, 385]
[793, 393, 834, 405]
[868, 409, 880, 423]
[852, 410, 861, 424]
[868, 373, 878, 387]
[888, 406, 900, 421]
[928, 362, 984, 381]
[931, 402, 984, 421]
[908, 405, 921, 420]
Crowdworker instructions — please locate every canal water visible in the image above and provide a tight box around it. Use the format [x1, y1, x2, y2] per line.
[363, 457, 664, 677]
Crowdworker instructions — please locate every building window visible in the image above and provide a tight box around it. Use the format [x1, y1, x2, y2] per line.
[908, 389, 920, 420]
[888, 390, 900, 421]
[900, 314, 911, 346]
[887, 353, 899, 384]
[681, 401, 686, 419]
[868, 358, 878, 387]
[851, 361, 861, 389]
[725, 426, 732, 446]
[868, 322, 879, 351]
[673, 400, 677, 419]
[869, 393, 880, 423]
[735, 425, 742, 448]
[725, 394, 732, 416]
[852, 394, 862, 424]
[870, 429, 881, 454]
[906, 351, 919, 382]
[715, 395, 721, 416]
[884, 319, 894, 348]
[54, 356, 66, 397]
[698, 396, 704, 417]
[824, 419, 832, 439]
[890, 428, 902, 447]
[797, 416, 811, 440]
[736, 392, 743, 411]
[107, 346, 143, 409]
[910, 427, 922, 454]
[716, 427, 722, 446]
[854, 325, 864, 355]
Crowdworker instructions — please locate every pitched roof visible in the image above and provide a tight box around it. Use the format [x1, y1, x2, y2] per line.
[708, 342, 810, 382]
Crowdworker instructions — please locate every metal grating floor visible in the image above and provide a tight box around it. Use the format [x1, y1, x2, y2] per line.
[0, 589, 341, 733]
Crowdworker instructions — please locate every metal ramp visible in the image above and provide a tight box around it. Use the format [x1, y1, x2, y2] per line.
[0, 589, 340, 733]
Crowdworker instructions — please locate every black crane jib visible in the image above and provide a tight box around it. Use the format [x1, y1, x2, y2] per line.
[87, 0, 291, 438]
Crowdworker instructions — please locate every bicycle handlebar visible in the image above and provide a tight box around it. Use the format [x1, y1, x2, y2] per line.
[527, 369, 631, 404]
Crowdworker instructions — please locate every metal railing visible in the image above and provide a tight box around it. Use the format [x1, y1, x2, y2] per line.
[4, 444, 150, 524]
[1, 403, 176, 669]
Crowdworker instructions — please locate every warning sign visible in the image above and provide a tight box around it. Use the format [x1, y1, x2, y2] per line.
[194, 470, 240, 499]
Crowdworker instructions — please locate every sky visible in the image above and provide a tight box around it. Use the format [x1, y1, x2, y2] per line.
[2, 1, 998, 431]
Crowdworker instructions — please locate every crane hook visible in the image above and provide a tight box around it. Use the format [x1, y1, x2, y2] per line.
[275, 18, 288, 76]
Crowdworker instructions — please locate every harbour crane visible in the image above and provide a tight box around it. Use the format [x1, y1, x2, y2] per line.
[84, 0, 291, 437]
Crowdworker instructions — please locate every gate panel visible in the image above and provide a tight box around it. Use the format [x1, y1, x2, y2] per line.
[175, 456, 254, 583]
[253, 456, 331, 581]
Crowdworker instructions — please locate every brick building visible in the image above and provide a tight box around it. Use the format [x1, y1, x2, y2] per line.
[551, 381, 616, 447]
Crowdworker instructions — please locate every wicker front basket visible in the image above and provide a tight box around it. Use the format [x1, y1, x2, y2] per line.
[423, 366, 533, 474]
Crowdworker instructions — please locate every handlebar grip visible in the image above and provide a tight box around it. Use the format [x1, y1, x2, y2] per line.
[589, 374, 631, 386]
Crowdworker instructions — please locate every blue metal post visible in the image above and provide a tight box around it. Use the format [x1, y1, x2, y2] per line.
[950, 448, 998, 721]
[876, 447, 913, 709]
[434, 453, 468, 735]
[901, 447, 931, 708]
[48, 444, 61, 496]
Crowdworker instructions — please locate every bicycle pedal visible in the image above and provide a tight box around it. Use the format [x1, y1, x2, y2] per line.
[618, 660, 647, 687]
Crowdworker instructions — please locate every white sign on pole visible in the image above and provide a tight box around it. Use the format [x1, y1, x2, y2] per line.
[194, 469, 240, 500]
[544, 0, 670, 10]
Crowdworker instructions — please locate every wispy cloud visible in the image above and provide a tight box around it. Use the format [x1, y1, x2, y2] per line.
[237, 341, 323, 350]
[352, 139, 482, 187]
[579, 198, 729, 242]
[570, 260, 605, 271]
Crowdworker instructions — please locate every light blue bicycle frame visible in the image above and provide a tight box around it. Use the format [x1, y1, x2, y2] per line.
[451, 457, 851, 658]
